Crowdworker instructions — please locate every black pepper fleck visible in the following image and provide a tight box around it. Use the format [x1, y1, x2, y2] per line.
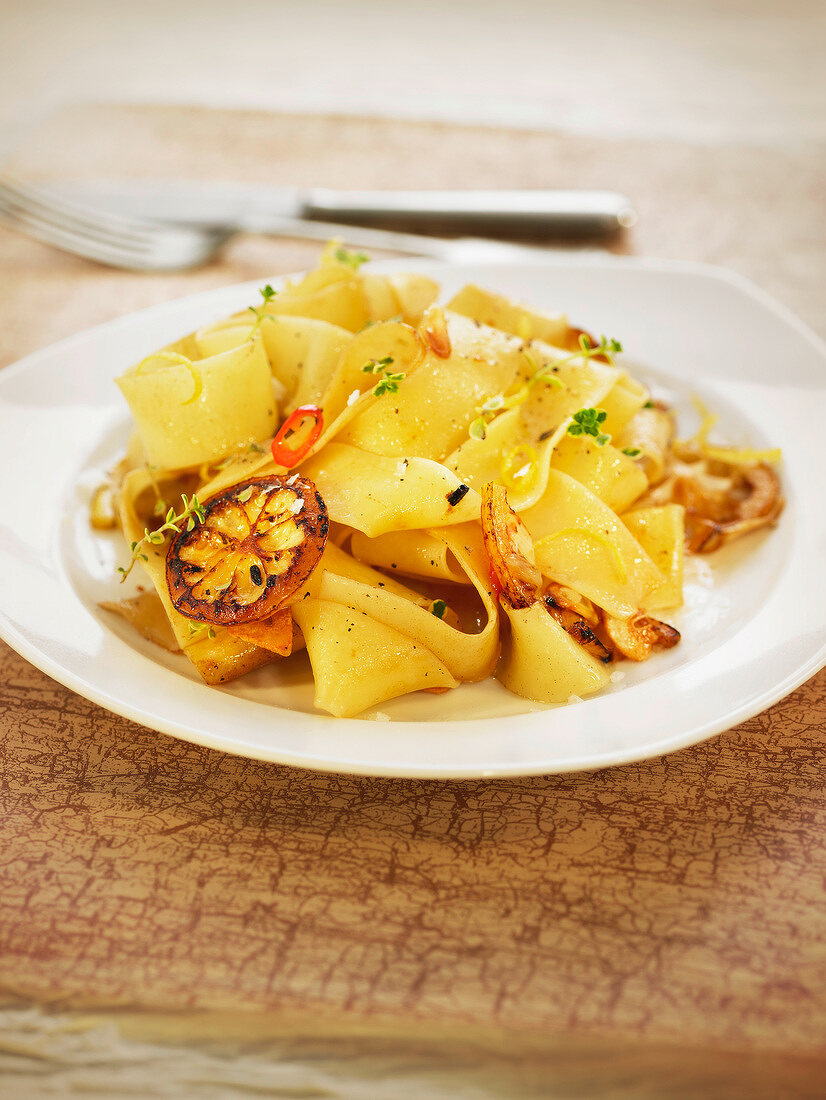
[446, 483, 470, 507]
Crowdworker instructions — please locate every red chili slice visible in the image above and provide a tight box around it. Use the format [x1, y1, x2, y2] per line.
[271, 405, 324, 468]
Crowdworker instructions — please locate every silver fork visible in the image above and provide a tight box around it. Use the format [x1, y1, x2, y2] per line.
[0, 175, 504, 271]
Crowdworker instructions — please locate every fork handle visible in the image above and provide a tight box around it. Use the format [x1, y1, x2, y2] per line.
[302, 189, 635, 237]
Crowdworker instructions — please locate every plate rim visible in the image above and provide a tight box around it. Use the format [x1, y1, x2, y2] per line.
[0, 253, 824, 778]
[1, 608, 824, 778]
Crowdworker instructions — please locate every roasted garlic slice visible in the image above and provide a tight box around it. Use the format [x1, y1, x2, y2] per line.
[678, 462, 783, 554]
[603, 611, 680, 662]
[166, 475, 328, 625]
[543, 582, 613, 665]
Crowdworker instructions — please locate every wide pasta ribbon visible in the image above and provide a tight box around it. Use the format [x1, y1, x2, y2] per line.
[444, 339, 626, 511]
[349, 529, 469, 584]
[196, 315, 351, 415]
[117, 339, 276, 470]
[292, 540, 464, 717]
[549, 433, 648, 514]
[497, 602, 611, 704]
[522, 469, 664, 618]
[310, 522, 500, 686]
[338, 311, 531, 461]
[622, 504, 685, 611]
[300, 444, 480, 537]
[291, 599, 457, 718]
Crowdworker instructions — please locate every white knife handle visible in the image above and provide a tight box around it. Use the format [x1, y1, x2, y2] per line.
[302, 189, 635, 236]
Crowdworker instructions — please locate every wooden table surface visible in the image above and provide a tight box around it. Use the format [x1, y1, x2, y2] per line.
[0, 106, 824, 1098]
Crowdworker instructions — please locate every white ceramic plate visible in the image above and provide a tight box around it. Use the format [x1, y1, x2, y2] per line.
[0, 257, 824, 778]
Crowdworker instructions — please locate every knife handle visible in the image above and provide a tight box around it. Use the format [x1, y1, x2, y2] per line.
[301, 189, 635, 238]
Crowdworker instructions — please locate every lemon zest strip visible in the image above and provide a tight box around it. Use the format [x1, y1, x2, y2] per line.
[136, 351, 203, 406]
[501, 444, 539, 490]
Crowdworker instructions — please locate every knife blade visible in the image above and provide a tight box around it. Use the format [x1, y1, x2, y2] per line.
[46, 180, 635, 238]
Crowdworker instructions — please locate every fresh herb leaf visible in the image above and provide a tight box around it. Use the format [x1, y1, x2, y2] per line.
[480, 394, 505, 414]
[431, 599, 447, 619]
[468, 340, 612, 444]
[372, 378, 400, 397]
[362, 356, 405, 397]
[579, 333, 622, 358]
[247, 284, 278, 337]
[118, 493, 206, 582]
[622, 446, 641, 457]
[568, 407, 611, 446]
[469, 416, 488, 441]
[361, 356, 394, 374]
[187, 622, 216, 642]
[335, 246, 369, 269]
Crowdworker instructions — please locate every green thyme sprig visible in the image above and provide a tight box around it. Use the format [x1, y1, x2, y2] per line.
[117, 493, 206, 582]
[567, 407, 610, 446]
[468, 334, 623, 443]
[187, 622, 216, 642]
[469, 350, 562, 442]
[335, 246, 369, 270]
[468, 394, 506, 441]
[581, 334, 622, 359]
[247, 283, 277, 337]
[362, 355, 405, 397]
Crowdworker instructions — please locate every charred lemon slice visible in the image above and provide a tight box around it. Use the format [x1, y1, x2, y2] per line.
[166, 475, 328, 625]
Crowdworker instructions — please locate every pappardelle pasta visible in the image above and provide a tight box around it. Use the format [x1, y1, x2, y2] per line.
[96, 244, 783, 718]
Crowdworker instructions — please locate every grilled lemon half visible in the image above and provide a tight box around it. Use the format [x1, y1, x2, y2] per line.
[166, 475, 328, 625]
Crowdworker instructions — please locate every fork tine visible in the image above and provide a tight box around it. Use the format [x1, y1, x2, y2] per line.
[0, 176, 225, 270]
[0, 175, 163, 247]
[0, 210, 152, 266]
[0, 193, 154, 268]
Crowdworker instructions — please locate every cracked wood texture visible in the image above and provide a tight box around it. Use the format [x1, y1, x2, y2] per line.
[0, 107, 825, 1093]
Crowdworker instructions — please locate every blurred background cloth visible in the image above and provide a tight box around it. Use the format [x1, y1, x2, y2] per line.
[1, 0, 824, 154]
[2, 103, 824, 368]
